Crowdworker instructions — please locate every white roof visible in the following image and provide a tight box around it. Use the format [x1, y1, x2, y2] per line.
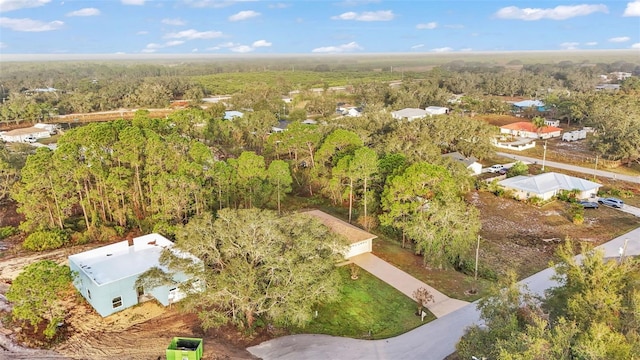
[69, 234, 174, 286]
[425, 106, 448, 111]
[498, 172, 601, 194]
[391, 108, 428, 118]
[224, 111, 244, 120]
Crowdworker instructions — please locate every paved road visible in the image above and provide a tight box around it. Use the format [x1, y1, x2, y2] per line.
[351, 253, 469, 318]
[496, 152, 640, 184]
[248, 227, 640, 360]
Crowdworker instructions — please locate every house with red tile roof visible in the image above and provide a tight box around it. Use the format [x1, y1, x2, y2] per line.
[500, 121, 562, 140]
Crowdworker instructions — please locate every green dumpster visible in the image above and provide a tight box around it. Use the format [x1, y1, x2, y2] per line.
[166, 337, 203, 360]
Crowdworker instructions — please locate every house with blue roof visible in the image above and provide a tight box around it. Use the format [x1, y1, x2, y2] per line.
[512, 100, 546, 113]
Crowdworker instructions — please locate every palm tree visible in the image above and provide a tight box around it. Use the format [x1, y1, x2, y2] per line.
[532, 116, 546, 138]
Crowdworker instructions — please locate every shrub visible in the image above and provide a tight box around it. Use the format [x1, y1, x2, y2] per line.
[23, 229, 69, 251]
[506, 161, 528, 177]
[71, 231, 90, 245]
[0, 226, 18, 240]
[527, 196, 543, 206]
[568, 203, 585, 224]
[85, 225, 118, 242]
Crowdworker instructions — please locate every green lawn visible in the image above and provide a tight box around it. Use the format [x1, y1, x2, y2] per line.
[292, 266, 430, 339]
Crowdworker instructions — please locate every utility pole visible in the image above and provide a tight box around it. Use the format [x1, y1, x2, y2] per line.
[474, 235, 480, 281]
[594, 155, 599, 180]
[619, 238, 629, 263]
[542, 140, 547, 171]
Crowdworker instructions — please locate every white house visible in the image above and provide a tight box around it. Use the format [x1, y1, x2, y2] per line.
[441, 152, 482, 175]
[0, 126, 51, 143]
[69, 234, 198, 317]
[391, 108, 428, 121]
[498, 172, 601, 201]
[223, 111, 244, 120]
[303, 210, 376, 259]
[562, 130, 587, 142]
[425, 106, 449, 116]
[346, 108, 362, 117]
[271, 120, 290, 133]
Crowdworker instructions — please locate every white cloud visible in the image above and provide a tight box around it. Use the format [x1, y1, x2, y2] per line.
[495, 4, 608, 20]
[229, 10, 260, 21]
[431, 47, 453, 53]
[0, 41, 6, 48]
[416, 22, 437, 29]
[218, 41, 238, 48]
[312, 41, 363, 53]
[165, 29, 224, 40]
[142, 40, 184, 53]
[444, 24, 464, 29]
[459, 48, 472, 52]
[560, 42, 580, 50]
[624, 1, 640, 16]
[268, 3, 289, 8]
[331, 10, 394, 21]
[192, 48, 198, 52]
[231, 45, 253, 53]
[631, 43, 640, 49]
[585, 41, 598, 46]
[66, 8, 100, 17]
[165, 40, 185, 46]
[609, 36, 630, 42]
[252, 39, 271, 47]
[122, 0, 145, 5]
[411, 44, 424, 49]
[136, 30, 148, 35]
[0, 0, 50, 13]
[162, 18, 186, 26]
[0, 17, 63, 31]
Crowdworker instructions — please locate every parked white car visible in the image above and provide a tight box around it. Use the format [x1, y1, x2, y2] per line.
[487, 164, 506, 173]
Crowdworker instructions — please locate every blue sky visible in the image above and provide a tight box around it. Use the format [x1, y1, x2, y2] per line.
[0, 0, 639, 55]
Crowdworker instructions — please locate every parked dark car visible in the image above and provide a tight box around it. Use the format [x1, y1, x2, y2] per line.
[578, 201, 599, 209]
[597, 197, 624, 208]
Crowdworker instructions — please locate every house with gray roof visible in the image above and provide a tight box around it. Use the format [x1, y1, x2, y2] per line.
[391, 108, 428, 121]
[498, 172, 601, 201]
[441, 152, 482, 175]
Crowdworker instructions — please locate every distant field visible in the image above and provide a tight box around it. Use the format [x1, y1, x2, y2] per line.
[2, 49, 637, 67]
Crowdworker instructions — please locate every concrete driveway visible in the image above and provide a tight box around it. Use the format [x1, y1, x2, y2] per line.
[351, 253, 469, 318]
[248, 227, 640, 360]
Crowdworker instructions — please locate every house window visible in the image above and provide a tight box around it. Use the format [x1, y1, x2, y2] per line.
[112, 296, 122, 308]
[87, 289, 91, 299]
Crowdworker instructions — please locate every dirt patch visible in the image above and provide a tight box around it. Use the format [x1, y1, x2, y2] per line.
[468, 190, 640, 278]
[1, 280, 263, 360]
[474, 114, 525, 127]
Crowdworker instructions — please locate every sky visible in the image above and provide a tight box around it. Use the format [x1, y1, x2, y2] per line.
[0, 0, 639, 56]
